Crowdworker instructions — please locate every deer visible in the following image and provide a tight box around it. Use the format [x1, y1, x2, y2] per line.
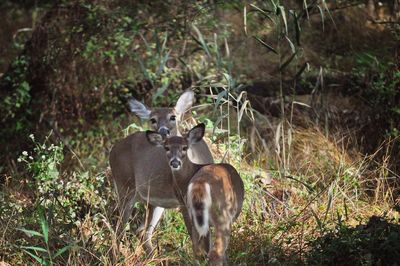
[146, 123, 245, 266]
[109, 91, 214, 253]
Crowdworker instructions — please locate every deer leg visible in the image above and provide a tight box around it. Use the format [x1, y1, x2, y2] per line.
[202, 231, 211, 254]
[208, 223, 231, 266]
[181, 207, 205, 258]
[121, 192, 137, 225]
[115, 189, 137, 237]
[112, 190, 137, 264]
[142, 206, 164, 254]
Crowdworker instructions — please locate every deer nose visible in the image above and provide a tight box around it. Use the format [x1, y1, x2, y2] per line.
[158, 127, 170, 137]
[170, 159, 181, 170]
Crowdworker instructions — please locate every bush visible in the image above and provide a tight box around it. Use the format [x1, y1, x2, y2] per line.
[307, 216, 400, 266]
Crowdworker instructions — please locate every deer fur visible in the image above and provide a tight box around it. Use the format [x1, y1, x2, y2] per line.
[146, 123, 244, 265]
[109, 91, 213, 253]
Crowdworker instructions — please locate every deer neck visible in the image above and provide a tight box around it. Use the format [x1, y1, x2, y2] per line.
[171, 159, 204, 202]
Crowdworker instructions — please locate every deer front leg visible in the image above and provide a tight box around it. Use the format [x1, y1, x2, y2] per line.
[141, 205, 164, 254]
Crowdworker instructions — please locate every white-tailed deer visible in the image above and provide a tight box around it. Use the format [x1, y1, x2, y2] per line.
[146, 123, 244, 266]
[109, 91, 213, 253]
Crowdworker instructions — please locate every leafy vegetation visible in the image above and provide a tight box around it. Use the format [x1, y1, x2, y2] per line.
[1, 0, 399, 265]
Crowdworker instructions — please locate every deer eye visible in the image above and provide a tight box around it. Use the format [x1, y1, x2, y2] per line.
[150, 118, 157, 124]
[165, 147, 170, 151]
[182, 146, 188, 151]
[170, 115, 176, 121]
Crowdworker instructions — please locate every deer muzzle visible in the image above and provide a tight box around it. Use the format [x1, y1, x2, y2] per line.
[170, 159, 182, 170]
[158, 127, 170, 137]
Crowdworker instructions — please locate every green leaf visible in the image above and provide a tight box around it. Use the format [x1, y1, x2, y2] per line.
[278, 5, 288, 34]
[269, 0, 277, 13]
[156, 50, 170, 75]
[249, 4, 274, 22]
[291, 10, 301, 45]
[212, 114, 229, 137]
[53, 244, 73, 258]
[322, 0, 336, 27]
[152, 79, 170, 102]
[279, 52, 297, 71]
[238, 100, 250, 123]
[192, 24, 210, 57]
[324, 184, 334, 222]
[201, 83, 226, 88]
[18, 228, 44, 238]
[317, 5, 325, 32]
[222, 73, 234, 88]
[213, 90, 228, 115]
[20, 246, 47, 253]
[40, 214, 49, 245]
[286, 175, 314, 193]
[23, 250, 48, 265]
[243, 5, 247, 35]
[310, 208, 324, 232]
[214, 33, 222, 68]
[160, 32, 168, 53]
[253, 36, 278, 54]
[295, 62, 309, 79]
[136, 54, 154, 87]
[249, 4, 272, 15]
[285, 36, 296, 54]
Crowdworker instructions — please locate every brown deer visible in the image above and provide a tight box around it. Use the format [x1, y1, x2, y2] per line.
[109, 91, 213, 253]
[146, 123, 244, 266]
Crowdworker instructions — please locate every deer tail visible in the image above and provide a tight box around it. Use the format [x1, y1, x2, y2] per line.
[187, 182, 211, 237]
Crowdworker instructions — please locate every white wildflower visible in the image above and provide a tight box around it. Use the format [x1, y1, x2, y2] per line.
[22, 151, 28, 156]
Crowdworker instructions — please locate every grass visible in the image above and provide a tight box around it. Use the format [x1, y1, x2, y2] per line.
[2, 106, 398, 265]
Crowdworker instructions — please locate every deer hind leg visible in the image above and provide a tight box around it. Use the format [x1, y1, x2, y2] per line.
[142, 205, 164, 254]
[181, 207, 204, 257]
[115, 188, 137, 237]
[201, 230, 211, 255]
[208, 222, 231, 266]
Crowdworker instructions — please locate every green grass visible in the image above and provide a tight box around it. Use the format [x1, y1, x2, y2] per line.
[2, 115, 398, 265]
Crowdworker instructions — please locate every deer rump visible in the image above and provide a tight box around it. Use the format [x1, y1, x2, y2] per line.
[186, 164, 244, 238]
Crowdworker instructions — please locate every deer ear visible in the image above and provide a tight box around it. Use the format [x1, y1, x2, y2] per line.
[128, 98, 151, 119]
[174, 90, 194, 117]
[146, 131, 164, 146]
[187, 123, 205, 145]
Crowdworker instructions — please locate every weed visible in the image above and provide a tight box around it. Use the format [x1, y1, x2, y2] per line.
[1, 55, 31, 122]
[17, 209, 73, 266]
